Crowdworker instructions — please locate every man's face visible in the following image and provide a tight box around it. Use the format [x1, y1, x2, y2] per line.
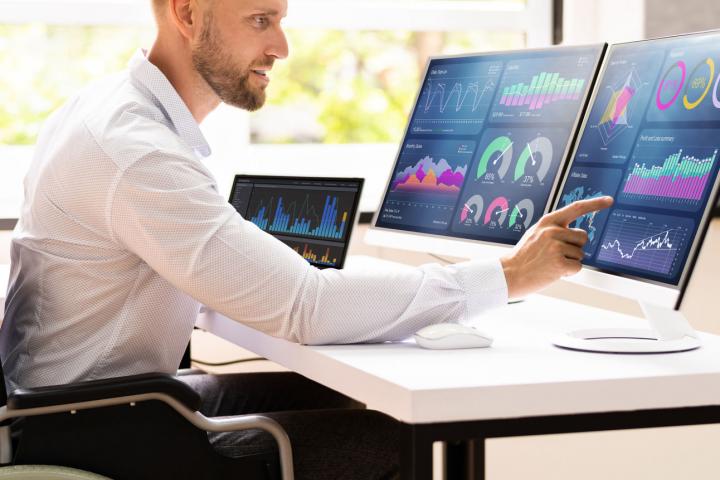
[191, 0, 289, 111]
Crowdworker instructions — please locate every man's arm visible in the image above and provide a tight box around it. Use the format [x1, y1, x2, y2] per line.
[110, 151, 610, 344]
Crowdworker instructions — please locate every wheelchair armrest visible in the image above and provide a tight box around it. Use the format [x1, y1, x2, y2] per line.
[6, 372, 201, 411]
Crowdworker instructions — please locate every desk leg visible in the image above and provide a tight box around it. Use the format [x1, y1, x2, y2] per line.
[400, 423, 434, 480]
[446, 439, 485, 480]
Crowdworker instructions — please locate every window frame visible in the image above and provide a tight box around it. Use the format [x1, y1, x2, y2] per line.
[0, 0, 553, 46]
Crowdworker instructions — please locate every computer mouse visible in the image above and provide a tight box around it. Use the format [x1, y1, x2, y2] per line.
[413, 323, 493, 350]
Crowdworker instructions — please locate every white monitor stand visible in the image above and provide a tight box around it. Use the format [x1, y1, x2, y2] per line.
[551, 269, 701, 354]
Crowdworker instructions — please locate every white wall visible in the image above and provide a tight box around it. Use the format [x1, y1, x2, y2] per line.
[645, 0, 720, 38]
[562, 0, 646, 45]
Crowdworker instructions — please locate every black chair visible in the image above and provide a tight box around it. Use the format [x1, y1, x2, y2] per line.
[0, 358, 294, 480]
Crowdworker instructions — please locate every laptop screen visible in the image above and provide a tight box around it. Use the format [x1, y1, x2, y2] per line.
[228, 175, 364, 269]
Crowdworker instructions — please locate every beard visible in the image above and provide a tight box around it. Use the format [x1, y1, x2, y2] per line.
[191, 11, 269, 111]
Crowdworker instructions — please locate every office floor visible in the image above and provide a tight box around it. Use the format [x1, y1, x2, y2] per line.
[191, 220, 720, 480]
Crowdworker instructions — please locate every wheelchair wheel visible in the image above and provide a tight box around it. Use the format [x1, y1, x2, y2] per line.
[0, 465, 111, 479]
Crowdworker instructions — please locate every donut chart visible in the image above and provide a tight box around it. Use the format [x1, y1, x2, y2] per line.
[483, 196, 510, 225]
[683, 58, 714, 110]
[656, 60, 686, 111]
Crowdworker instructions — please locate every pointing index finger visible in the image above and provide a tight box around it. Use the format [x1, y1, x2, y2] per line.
[546, 196, 614, 226]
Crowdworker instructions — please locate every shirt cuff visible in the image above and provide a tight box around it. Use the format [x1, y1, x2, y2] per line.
[448, 258, 508, 321]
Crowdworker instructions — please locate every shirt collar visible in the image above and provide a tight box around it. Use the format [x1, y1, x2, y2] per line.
[128, 50, 211, 158]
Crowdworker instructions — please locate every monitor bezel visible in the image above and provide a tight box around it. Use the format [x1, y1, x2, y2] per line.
[551, 29, 720, 307]
[229, 174, 365, 269]
[369, 43, 607, 255]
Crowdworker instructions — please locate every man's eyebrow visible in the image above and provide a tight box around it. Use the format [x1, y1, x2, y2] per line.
[251, 9, 281, 16]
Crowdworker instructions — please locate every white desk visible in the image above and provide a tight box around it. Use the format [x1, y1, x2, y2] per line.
[196, 263, 720, 479]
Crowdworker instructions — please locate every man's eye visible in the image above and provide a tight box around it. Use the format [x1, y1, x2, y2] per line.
[253, 16, 269, 27]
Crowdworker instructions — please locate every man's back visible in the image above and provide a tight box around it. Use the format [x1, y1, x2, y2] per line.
[0, 53, 213, 390]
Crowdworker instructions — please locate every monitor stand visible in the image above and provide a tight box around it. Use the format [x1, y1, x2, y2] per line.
[552, 301, 701, 353]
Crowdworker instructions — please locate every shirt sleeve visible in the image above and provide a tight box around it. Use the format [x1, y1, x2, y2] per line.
[109, 151, 508, 344]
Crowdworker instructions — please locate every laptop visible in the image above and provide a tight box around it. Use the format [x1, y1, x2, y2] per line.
[228, 175, 364, 269]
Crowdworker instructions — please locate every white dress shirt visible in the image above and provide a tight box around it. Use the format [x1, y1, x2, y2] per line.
[0, 51, 508, 390]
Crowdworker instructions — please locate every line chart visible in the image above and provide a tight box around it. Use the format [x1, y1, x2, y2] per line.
[596, 210, 694, 277]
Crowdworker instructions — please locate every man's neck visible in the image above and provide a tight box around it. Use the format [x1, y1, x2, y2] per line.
[147, 36, 221, 124]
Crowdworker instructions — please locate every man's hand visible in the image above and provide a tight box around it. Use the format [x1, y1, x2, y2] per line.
[500, 196, 613, 299]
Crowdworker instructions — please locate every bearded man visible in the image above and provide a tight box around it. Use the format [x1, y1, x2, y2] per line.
[0, 0, 610, 478]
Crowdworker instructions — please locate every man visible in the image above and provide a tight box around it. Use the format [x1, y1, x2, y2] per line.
[0, 0, 611, 478]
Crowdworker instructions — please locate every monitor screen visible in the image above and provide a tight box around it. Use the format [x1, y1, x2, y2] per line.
[228, 175, 364, 269]
[554, 30, 720, 288]
[373, 45, 605, 246]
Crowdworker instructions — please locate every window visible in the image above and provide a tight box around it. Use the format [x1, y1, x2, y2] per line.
[0, 24, 153, 145]
[0, 0, 553, 216]
[251, 28, 526, 144]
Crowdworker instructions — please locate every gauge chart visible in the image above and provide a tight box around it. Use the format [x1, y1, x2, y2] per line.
[471, 128, 566, 188]
[475, 135, 513, 184]
[483, 196, 510, 227]
[514, 136, 553, 184]
[458, 194, 485, 226]
[508, 198, 535, 232]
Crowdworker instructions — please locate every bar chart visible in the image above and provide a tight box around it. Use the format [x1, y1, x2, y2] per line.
[498, 72, 585, 111]
[619, 129, 720, 211]
[281, 237, 345, 268]
[251, 195, 348, 240]
[247, 186, 357, 242]
[621, 149, 716, 201]
[490, 54, 597, 123]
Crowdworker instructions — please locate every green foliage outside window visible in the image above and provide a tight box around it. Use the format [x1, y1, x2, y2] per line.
[0, 25, 151, 145]
[0, 24, 522, 145]
[256, 29, 524, 143]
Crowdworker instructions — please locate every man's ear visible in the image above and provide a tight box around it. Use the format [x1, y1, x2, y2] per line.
[168, 0, 199, 41]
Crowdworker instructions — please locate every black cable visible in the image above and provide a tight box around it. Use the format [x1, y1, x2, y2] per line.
[190, 356, 267, 367]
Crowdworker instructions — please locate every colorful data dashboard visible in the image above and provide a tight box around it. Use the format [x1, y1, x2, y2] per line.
[555, 31, 720, 286]
[229, 176, 363, 269]
[376, 46, 605, 245]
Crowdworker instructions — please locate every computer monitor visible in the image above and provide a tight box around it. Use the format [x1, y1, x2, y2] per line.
[228, 175, 364, 269]
[366, 45, 606, 259]
[552, 30, 720, 352]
